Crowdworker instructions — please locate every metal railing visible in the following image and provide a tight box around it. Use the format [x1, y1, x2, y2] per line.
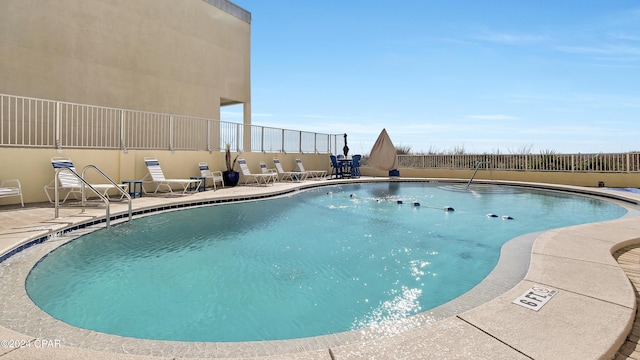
[397, 153, 640, 173]
[0, 93, 340, 154]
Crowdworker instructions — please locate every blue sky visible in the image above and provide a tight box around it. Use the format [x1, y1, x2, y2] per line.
[228, 1, 639, 155]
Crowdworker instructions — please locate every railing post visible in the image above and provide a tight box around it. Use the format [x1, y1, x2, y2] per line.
[281, 129, 285, 153]
[299, 131, 303, 153]
[55, 101, 62, 152]
[168, 115, 174, 152]
[119, 110, 128, 153]
[206, 120, 212, 153]
[571, 154, 575, 172]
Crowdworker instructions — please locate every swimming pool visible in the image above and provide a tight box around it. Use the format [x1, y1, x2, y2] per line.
[26, 182, 626, 342]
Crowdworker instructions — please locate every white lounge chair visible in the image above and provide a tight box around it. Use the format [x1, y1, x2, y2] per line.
[238, 158, 276, 186]
[259, 161, 278, 184]
[0, 179, 24, 207]
[143, 157, 201, 195]
[44, 157, 127, 203]
[198, 162, 224, 190]
[273, 159, 308, 182]
[296, 158, 327, 179]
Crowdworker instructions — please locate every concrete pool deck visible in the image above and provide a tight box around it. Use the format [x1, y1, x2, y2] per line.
[0, 177, 640, 359]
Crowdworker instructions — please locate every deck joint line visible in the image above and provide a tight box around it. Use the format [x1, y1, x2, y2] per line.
[456, 315, 534, 359]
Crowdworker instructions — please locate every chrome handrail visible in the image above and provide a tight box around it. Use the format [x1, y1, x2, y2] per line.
[53, 166, 132, 228]
[467, 161, 490, 188]
[54, 168, 110, 226]
[82, 165, 132, 224]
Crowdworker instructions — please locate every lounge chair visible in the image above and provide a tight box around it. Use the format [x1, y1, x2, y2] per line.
[44, 157, 127, 203]
[0, 179, 24, 207]
[238, 158, 276, 185]
[296, 159, 327, 179]
[143, 157, 201, 195]
[198, 162, 224, 190]
[273, 159, 308, 182]
[260, 161, 278, 183]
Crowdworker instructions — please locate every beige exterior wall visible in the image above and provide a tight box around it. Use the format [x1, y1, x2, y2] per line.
[0, 0, 337, 207]
[0, 0, 250, 119]
[0, 148, 331, 206]
[0, 0, 257, 206]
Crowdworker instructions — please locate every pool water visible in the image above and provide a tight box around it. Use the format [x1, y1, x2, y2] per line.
[26, 182, 626, 342]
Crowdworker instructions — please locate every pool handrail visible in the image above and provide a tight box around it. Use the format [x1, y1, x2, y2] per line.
[53, 165, 132, 228]
[81, 165, 132, 226]
[467, 161, 490, 187]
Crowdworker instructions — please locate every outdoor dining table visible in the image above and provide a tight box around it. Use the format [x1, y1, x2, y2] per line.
[338, 157, 352, 178]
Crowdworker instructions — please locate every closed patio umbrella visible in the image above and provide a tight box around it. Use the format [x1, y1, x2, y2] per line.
[368, 128, 399, 172]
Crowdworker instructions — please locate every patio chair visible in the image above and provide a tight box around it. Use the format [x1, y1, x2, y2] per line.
[0, 179, 24, 207]
[350, 154, 362, 178]
[259, 161, 278, 184]
[238, 158, 276, 186]
[143, 157, 201, 195]
[296, 159, 327, 179]
[329, 155, 343, 179]
[44, 157, 127, 203]
[198, 162, 224, 190]
[273, 159, 308, 182]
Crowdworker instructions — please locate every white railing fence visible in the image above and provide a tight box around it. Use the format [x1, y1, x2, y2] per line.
[6, 93, 636, 174]
[397, 153, 640, 173]
[0, 93, 340, 154]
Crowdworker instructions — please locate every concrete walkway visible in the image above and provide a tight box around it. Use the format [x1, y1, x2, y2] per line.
[0, 178, 639, 359]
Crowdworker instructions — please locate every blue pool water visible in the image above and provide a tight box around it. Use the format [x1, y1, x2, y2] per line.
[26, 182, 626, 342]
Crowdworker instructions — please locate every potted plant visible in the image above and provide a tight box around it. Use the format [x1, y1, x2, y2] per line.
[223, 143, 240, 187]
